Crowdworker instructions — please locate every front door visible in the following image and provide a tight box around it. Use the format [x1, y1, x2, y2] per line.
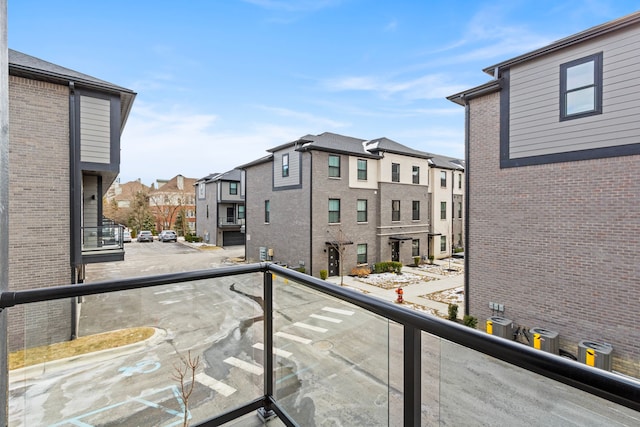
[328, 247, 340, 276]
[391, 241, 400, 262]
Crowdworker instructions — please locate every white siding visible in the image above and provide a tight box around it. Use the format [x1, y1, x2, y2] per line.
[80, 96, 111, 163]
[509, 27, 640, 158]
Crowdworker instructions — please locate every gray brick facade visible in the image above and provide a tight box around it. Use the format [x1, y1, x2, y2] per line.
[8, 76, 72, 350]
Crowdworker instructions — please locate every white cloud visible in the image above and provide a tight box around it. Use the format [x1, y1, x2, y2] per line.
[119, 102, 308, 185]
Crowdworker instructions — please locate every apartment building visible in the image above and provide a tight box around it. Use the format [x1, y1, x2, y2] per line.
[448, 12, 640, 376]
[194, 169, 246, 246]
[428, 155, 465, 259]
[242, 132, 462, 277]
[149, 174, 197, 235]
[7, 49, 135, 349]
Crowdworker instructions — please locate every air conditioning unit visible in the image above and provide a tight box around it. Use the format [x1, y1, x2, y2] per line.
[486, 316, 513, 339]
[578, 340, 613, 371]
[529, 327, 559, 355]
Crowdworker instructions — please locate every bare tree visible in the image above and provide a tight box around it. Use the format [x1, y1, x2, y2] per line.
[326, 228, 352, 286]
[173, 351, 200, 427]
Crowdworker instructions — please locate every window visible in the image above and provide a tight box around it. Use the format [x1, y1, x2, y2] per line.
[440, 236, 447, 252]
[329, 155, 341, 177]
[357, 199, 368, 223]
[198, 182, 206, 199]
[282, 154, 289, 177]
[457, 202, 462, 219]
[440, 201, 446, 220]
[412, 166, 420, 184]
[458, 173, 462, 189]
[560, 52, 602, 121]
[412, 239, 420, 257]
[392, 163, 400, 182]
[230, 182, 238, 195]
[440, 171, 447, 187]
[329, 199, 341, 223]
[357, 244, 367, 264]
[238, 205, 245, 219]
[206, 205, 209, 218]
[264, 200, 270, 223]
[357, 159, 367, 180]
[392, 200, 400, 221]
[412, 201, 420, 221]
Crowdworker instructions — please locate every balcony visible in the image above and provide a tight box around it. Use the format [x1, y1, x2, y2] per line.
[219, 218, 244, 228]
[81, 224, 125, 263]
[1, 264, 638, 426]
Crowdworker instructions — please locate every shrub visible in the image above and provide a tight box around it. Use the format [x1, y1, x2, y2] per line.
[350, 266, 371, 277]
[295, 267, 306, 274]
[428, 255, 435, 264]
[319, 269, 328, 280]
[448, 304, 458, 321]
[413, 256, 421, 266]
[373, 261, 403, 274]
[453, 247, 464, 253]
[463, 315, 478, 329]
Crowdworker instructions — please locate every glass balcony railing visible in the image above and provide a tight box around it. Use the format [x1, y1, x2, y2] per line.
[1, 264, 638, 426]
[82, 225, 125, 252]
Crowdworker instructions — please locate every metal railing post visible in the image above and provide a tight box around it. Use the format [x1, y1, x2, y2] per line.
[258, 269, 276, 421]
[404, 325, 421, 426]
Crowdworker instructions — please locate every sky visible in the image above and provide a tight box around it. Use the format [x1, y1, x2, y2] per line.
[7, 1, 640, 186]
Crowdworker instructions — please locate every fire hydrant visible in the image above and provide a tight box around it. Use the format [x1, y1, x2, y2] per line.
[395, 287, 404, 303]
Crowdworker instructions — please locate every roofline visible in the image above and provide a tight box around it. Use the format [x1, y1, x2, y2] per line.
[446, 79, 501, 106]
[481, 11, 640, 77]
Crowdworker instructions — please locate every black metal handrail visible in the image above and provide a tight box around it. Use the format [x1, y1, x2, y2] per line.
[1, 262, 639, 426]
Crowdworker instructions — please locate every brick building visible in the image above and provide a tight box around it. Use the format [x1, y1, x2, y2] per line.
[6, 49, 135, 349]
[448, 12, 640, 375]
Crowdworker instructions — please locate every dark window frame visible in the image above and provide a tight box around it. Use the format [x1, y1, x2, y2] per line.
[412, 200, 420, 221]
[264, 200, 270, 223]
[357, 243, 367, 264]
[412, 166, 420, 184]
[357, 159, 367, 180]
[230, 182, 238, 195]
[329, 198, 341, 223]
[391, 163, 400, 182]
[440, 201, 446, 220]
[329, 155, 341, 178]
[440, 171, 447, 187]
[412, 239, 420, 257]
[392, 200, 400, 222]
[560, 52, 603, 122]
[282, 153, 289, 177]
[357, 199, 368, 223]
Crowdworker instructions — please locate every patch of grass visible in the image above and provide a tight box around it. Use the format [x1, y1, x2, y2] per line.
[9, 327, 155, 370]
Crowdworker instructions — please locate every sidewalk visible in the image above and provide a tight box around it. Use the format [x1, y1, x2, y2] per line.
[326, 260, 464, 319]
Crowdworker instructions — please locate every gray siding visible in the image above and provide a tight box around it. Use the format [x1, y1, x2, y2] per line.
[80, 96, 111, 164]
[273, 148, 301, 188]
[509, 28, 640, 158]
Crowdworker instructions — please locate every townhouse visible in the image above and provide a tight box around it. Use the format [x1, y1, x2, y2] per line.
[194, 169, 246, 246]
[149, 174, 197, 235]
[448, 12, 640, 375]
[241, 132, 464, 277]
[6, 49, 135, 349]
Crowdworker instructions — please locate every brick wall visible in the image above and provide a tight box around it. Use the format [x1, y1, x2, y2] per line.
[468, 91, 640, 376]
[8, 76, 72, 351]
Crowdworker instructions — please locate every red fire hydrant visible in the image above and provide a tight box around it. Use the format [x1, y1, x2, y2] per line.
[395, 287, 404, 303]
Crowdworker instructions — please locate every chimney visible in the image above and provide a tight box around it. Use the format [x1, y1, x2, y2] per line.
[177, 175, 184, 190]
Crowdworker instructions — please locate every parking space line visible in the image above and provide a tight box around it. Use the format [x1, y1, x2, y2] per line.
[275, 331, 312, 344]
[252, 342, 293, 358]
[310, 314, 342, 323]
[322, 307, 354, 316]
[223, 357, 264, 375]
[293, 322, 327, 333]
[195, 373, 236, 397]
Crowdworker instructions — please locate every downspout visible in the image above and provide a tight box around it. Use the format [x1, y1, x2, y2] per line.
[1, 0, 10, 421]
[69, 82, 80, 340]
[308, 151, 313, 275]
[461, 94, 470, 317]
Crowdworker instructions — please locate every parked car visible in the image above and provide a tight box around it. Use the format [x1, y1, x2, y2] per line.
[160, 230, 177, 242]
[137, 230, 154, 242]
[123, 230, 132, 243]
